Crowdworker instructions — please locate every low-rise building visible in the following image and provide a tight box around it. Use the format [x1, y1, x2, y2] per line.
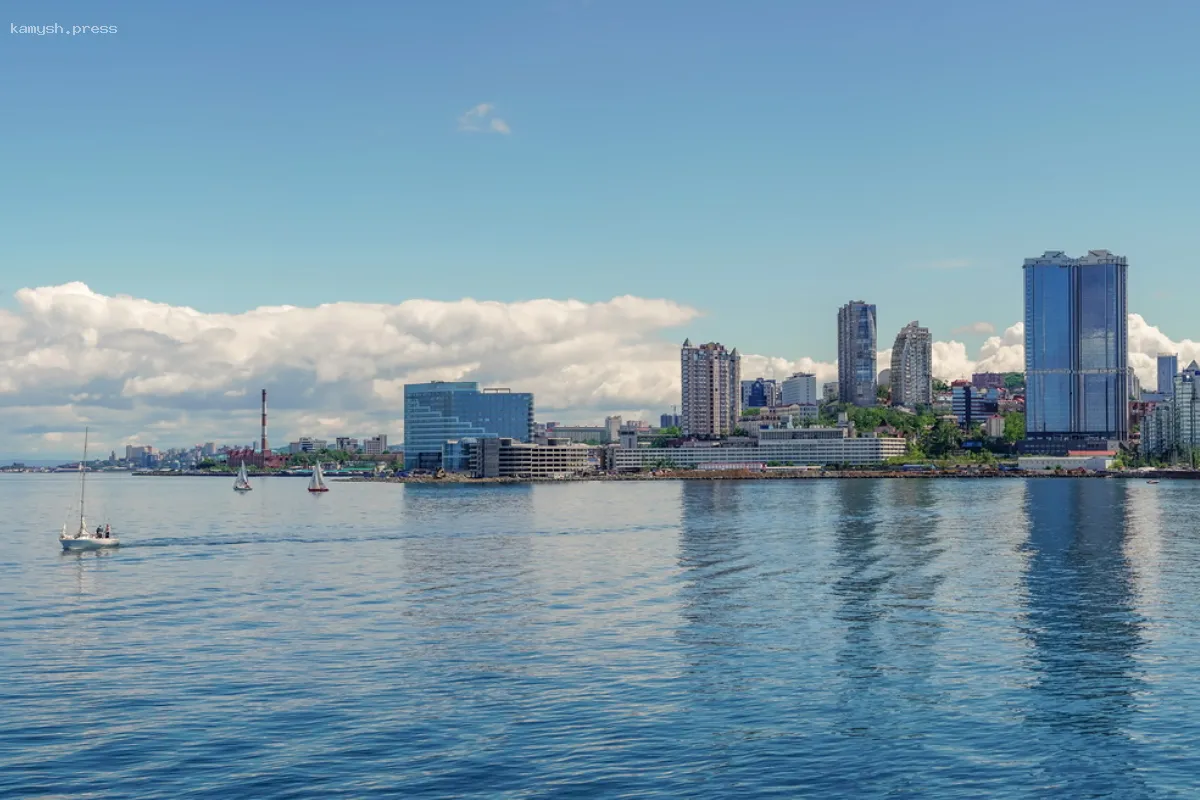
[468, 437, 594, 478]
[362, 434, 388, 456]
[611, 435, 906, 471]
[1018, 452, 1115, 472]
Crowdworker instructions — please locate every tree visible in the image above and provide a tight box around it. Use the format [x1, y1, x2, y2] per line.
[732, 427, 750, 437]
[920, 418, 962, 457]
[1003, 372, 1025, 390]
[741, 408, 761, 417]
[1003, 412, 1025, 443]
[933, 379, 950, 392]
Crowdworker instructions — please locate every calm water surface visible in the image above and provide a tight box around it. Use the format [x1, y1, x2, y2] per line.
[2, 475, 1199, 798]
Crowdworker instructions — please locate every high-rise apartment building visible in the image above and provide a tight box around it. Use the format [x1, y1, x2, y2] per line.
[889, 320, 932, 407]
[780, 372, 818, 406]
[1023, 250, 1128, 452]
[1158, 353, 1178, 397]
[837, 301, 877, 406]
[680, 339, 741, 437]
[403, 382, 534, 470]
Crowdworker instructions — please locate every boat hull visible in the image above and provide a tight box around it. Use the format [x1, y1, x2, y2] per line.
[234, 486, 252, 492]
[308, 488, 328, 493]
[61, 537, 119, 551]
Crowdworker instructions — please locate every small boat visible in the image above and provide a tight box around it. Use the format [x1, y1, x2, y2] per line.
[308, 460, 329, 493]
[60, 428, 119, 551]
[233, 460, 252, 492]
[1147, 480, 1160, 485]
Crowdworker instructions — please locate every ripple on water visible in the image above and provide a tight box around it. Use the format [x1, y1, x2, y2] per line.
[2, 476, 1200, 798]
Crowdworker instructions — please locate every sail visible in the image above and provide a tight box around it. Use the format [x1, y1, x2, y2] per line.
[235, 461, 250, 488]
[309, 461, 327, 491]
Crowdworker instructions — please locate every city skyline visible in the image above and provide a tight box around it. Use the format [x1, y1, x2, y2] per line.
[3, 279, 1200, 458]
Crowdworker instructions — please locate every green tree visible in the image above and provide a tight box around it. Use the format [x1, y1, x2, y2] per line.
[1003, 372, 1025, 390]
[1003, 412, 1025, 443]
[732, 427, 750, 437]
[920, 418, 962, 457]
[933, 379, 950, 392]
[741, 408, 761, 417]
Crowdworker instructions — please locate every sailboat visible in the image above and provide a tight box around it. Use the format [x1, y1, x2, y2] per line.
[60, 428, 119, 551]
[233, 460, 252, 492]
[308, 460, 329, 493]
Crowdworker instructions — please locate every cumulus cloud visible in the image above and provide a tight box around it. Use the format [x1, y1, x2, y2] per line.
[2, 284, 1196, 455]
[458, 102, 511, 134]
[952, 321, 996, 335]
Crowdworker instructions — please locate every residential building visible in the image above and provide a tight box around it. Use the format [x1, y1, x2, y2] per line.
[660, 413, 681, 429]
[985, 414, 1006, 438]
[781, 372, 817, 406]
[741, 378, 780, 409]
[680, 339, 741, 437]
[466, 437, 593, 479]
[738, 403, 819, 437]
[403, 381, 534, 470]
[837, 301, 877, 406]
[1149, 360, 1200, 461]
[1158, 353, 1179, 397]
[363, 434, 388, 456]
[1022, 250, 1129, 454]
[971, 373, 1006, 391]
[1128, 367, 1141, 403]
[890, 321, 932, 407]
[823, 382, 839, 402]
[604, 416, 622, 444]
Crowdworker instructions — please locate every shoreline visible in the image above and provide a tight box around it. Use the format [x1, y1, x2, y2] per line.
[8, 469, 1194, 483]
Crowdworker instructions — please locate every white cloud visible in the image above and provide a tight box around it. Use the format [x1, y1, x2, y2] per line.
[458, 102, 511, 135]
[2, 284, 1196, 455]
[952, 321, 996, 335]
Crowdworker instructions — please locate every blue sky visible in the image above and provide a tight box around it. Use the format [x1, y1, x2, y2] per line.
[3, 0, 1200, 360]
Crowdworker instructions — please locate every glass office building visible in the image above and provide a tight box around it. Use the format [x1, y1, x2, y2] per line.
[837, 301, 877, 406]
[1023, 250, 1128, 450]
[403, 381, 534, 470]
[1158, 353, 1178, 397]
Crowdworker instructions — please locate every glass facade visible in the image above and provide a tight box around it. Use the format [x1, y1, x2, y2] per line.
[837, 301, 877, 407]
[403, 382, 534, 470]
[1158, 354, 1178, 397]
[1023, 250, 1128, 442]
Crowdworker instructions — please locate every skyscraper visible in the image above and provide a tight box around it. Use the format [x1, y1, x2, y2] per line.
[889, 320, 932, 407]
[837, 301, 877, 406]
[681, 339, 741, 437]
[403, 381, 534, 470]
[1023, 250, 1128, 452]
[1158, 353, 1178, 397]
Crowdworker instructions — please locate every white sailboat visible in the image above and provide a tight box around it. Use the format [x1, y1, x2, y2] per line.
[60, 428, 119, 551]
[233, 460, 252, 492]
[308, 460, 329, 493]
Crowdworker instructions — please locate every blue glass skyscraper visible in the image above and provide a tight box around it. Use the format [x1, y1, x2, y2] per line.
[1158, 353, 1178, 397]
[403, 381, 534, 470]
[1023, 250, 1128, 450]
[837, 301, 877, 406]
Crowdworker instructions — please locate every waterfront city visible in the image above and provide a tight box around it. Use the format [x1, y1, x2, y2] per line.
[10, 250, 1195, 483]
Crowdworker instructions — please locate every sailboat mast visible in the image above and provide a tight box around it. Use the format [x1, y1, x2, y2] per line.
[79, 427, 89, 532]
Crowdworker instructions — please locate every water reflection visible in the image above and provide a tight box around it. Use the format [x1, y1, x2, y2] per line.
[1021, 479, 1150, 794]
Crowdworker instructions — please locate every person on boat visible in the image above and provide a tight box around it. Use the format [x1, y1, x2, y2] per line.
[104, 524, 111, 539]
[96, 526, 103, 538]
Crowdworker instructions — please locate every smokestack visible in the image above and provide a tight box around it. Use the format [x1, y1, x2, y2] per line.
[261, 389, 269, 457]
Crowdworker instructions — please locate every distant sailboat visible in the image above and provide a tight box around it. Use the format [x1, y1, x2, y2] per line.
[234, 460, 252, 492]
[59, 428, 119, 551]
[308, 460, 329, 493]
